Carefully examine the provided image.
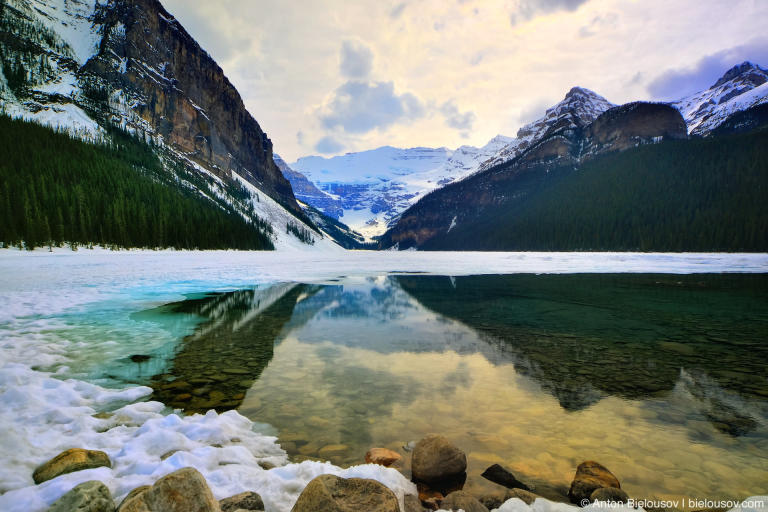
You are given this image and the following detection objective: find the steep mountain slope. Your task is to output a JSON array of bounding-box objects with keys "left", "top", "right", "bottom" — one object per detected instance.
[
  {"left": 0, "top": 0, "right": 328, "bottom": 250},
  {"left": 673, "top": 61, "right": 768, "bottom": 136},
  {"left": 274, "top": 154, "right": 344, "bottom": 219},
  {"left": 288, "top": 136, "right": 514, "bottom": 240},
  {"left": 379, "top": 100, "right": 692, "bottom": 250},
  {"left": 407, "top": 125, "right": 768, "bottom": 251}
]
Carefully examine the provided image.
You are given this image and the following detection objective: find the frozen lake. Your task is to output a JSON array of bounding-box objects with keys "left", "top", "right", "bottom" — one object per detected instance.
[{"left": 1, "top": 249, "right": 767, "bottom": 512}]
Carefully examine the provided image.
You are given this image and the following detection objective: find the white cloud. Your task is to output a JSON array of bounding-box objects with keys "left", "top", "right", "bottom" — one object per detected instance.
[{"left": 318, "top": 80, "right": 425, "bottom": 134}]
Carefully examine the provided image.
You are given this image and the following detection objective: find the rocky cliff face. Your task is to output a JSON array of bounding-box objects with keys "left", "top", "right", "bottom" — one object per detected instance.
[
  {"left": 584, "top": 102, "right": 687, "bottom": 155},
  {"left": 1, "top": 0, "right": 304, "bottom": 219},
  {"left": 380, "top": 99, "right": 687, "bottom": 250},
  {"left": 82, "top": 0, "right": 299, "bottom": 213}
]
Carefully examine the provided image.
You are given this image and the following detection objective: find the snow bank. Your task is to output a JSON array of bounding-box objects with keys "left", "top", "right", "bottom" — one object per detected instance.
[{"left": 0, "top": 364, "right": 415, "bottom": 512}]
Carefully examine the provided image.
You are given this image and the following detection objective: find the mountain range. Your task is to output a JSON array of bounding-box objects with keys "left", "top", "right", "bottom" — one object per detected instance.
[{"left": 283, "top": 63, "right": 768, "bottom": 243}]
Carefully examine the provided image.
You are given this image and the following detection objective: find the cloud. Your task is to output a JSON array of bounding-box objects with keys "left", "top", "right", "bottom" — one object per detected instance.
[
  {"left": 510, "top": 0, "right": 589, "bottom": 26},
  {"left": 517, "top": 98, "right": 554, "bottom": 126},
  {"left": 647, "top": 39, "right": 768, "bottom": 100},
  {"left": 440, "top": 100, "right": 476, "bottom": 132},
  {"left": 315, "top": 135, "right": 344, "bottom": 154},
  {"left": 319, "top": 80, "right": 426, "bottom": 133},
  {"left": 340, "top": 40, "right": 374, "bottom": 79},
  {"left": 296, "top": 130, "right": 305, "bottom": 145},
  {"left": 578, "top": 13, "right": 617, "bottom": 38},
  {"left": 390, "top": 2, "right": 407, "bottom": 19}
]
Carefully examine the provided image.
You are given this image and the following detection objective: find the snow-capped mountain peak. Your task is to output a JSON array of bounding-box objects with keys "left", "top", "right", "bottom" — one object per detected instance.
[
  {"left": 477, "top": 87, "right": 615, "bottom": 172},
  {"left": 286, "top": 136, "right": 520, "bottom": 240},
  {"left": 712, "top": 61, "right": 767, "bottom": 89},
  {"left": 673, "top": 61, "right": 768, "bottom": 136}
]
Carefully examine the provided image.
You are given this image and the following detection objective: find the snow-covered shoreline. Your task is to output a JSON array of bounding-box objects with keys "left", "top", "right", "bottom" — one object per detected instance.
[{"left": 1, "top": 249, "right": 767, "bottom": 511}]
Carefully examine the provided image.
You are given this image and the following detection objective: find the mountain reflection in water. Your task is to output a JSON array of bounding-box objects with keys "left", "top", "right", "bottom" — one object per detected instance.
[{"left": 144, "top": 274, "right": 768, "bottom": 504}]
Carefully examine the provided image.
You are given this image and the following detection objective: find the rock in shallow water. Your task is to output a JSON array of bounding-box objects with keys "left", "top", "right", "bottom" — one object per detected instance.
[
  {"left": 590, "top": 486, "right": 629, "bottom": 503},
  {"left": 480, "top": 463, "right": 530, "bottom": 490},
  {"left": 290, "top": 474, "right": 400, "bottom": 512},
  {"left": 568, "top": 460, "right": 621, "bottom": 504},
  {"left": 411, "top": 434, "right": 467, "bottom": 483},
  {"left": 49, "top": 480, "right": 115, "bottom": 512},
  {"left": 33, "top": 448, "right": 112, "bottom": 484},
  {"left": 365, "top": 447, "right": 402, "bottom": 467}
]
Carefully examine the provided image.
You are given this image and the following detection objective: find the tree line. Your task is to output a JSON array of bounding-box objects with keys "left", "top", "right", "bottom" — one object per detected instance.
[{"left": 0, "top": 115, "right": 274, "bottom": 250}]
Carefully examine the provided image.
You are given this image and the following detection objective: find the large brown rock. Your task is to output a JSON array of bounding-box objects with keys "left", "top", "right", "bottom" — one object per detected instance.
[
  {"left": 403, "top": 494, "right": 424, "bottom": 512},
  {"left": 290, "top": 474, "right": 400, "bottom": 512},
  {"left": 410, "top": 434, "right": 467, "bottom": 483},
  {"left": 568, "top": 461, "right": 621, "bottom": 504},
  {"left": 366, "top": 448, "right": 402, "bottom": 467},
  {"left": 142, "top": 467, "right": 220, "bottom": 512},
  {"left": 48, "top": 480, "right": 115, "bottom": 512},
  {"left": 440, "top": 491, "right": 489, "bottom": 512},
  {"left": 116, "top": 486, "right": 151, "bottom": 512},
  {"left": 220, "top": 491, "right": 264, "bottom": 512},
  {"left": 33, "top": 448, "right": 112, "bottom": 484}
]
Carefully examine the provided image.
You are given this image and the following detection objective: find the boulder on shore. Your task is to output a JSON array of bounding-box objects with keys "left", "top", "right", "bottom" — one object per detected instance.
[
  {"left": 480, "top": 464, "right": 530, "bottom": 490},
  {"left": 142, "top": 467, "right": 220, "bottom": 512},
  {"left": 48, "top": 480, "right": 115, "bottom": 512},
  {"left": 568, "top": 461, "right": 621, "bottom": 504},
  {"left": 365, "top": 447, "right": 402, "bottom": 467},
  {"left": 33, "top": 448, "right": 112, "bottom": 484},
  {"left": 440, "top": 490, "right": 489, "bottom": 512},
  {"left": 220, "top": 491, "right": 265, "bottom": 511},
  {"left": 411, "top": 434, "right": 467, "bottom": 483},
  {"left": 116, "top": 485, "right": 150, "bottom": 512},
  {"left": 290, "top": 474, "right": 400, "bottom": 512}
]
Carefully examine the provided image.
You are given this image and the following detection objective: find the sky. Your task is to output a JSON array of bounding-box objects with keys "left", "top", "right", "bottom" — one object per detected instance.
[{"left": 160, "top": 0, "right": 768, "bottom": 162}]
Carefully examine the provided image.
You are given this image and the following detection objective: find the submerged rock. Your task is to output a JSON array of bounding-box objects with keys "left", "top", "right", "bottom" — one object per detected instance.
[
  {"left": 440, "top": 490, "right": 489, "bottom": 512},
  {"left": 411, "top": 434, "right": 467, "bottom": 483},
  {"left": 480, "top": 464, "right": 530, "bottom": 490},
  {"left": 568, "top": 461, "right": 621, "bottom": 504},
  {"left": 317, "top": 444, "right": 349, "bottom": 459},
  {"left": 290, "top": 474, "right": 400, "bottom": 512},
  {"left": 49, "top": 480, "right": 115, "bottom": 512},
  {"left": 365, "top": 447, "right": 402, "bottom": 467},
  {"left": 590, "top": 487, "right": 629, "bottom": 503},
  {"left": 220, "top": 491, "right": 264, "bottom": 511},
  {"left": 33, "top": 448, "right": 112, "bottom": 484},
  {"left": 482, "top": 488, "right": 541, "bottom": 508}
]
